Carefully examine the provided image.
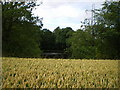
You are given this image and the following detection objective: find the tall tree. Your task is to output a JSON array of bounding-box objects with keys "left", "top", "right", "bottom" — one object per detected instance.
[
  {"left": 93, "top": 1, "right": 120, "bottom": 59},
  {"left": 40, "top": 28, "right": 55, "bottom": 51},
  {"left": 67, "top": 29, "right": 95, "bottom": 59},
  {"left": 53, "top": 26, "right": 74, "bottom": 52},
  {"left": 2, "top": 2, "right": 43, "bottom": 57}
]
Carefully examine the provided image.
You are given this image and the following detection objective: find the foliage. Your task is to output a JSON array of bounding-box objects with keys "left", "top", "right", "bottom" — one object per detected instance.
[
  {"left": 2, "top": 1, "right": 120, "bottom": 59},
  {"left": 67, "top": 1, "right": 120, "bottom": 59},
  {"left": 53, "top": 27, "right": 74, "bottom": 51},
  {"left": 2, "top": 2, "right": 43, "bottom": 57},
  {"left": 93, "top": 1, "right": 120, "bottom": 59},
  {"left": 67, "top": 29, "right": 95, "bottom": 59},
  {"left": 40, "top": 29, "right": 55, "bottom": 51}
]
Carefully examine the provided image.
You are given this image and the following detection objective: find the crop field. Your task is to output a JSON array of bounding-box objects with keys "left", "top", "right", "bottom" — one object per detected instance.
[{"left": 2, "top": 57, "right": 119, "bottom": 88}]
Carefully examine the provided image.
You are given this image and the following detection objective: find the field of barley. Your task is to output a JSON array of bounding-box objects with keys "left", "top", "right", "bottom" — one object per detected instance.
[{"left": 2, "top": 57, "right": 119, "bottom": 88}]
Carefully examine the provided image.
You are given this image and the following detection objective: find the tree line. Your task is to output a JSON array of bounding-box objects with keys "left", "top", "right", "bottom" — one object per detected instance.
[{"left": 2, "top": 1, "right": 120, "bottom": 59}]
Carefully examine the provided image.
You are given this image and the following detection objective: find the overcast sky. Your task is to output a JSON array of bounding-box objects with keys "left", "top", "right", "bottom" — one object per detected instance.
[{"left": 32, "top": 0, "right": 111, "bottom": 31}]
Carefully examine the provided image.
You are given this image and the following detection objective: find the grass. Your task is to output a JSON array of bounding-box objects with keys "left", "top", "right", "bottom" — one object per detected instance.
[{"left": 2, "top": 57, "right": 119, "bottom": 88}]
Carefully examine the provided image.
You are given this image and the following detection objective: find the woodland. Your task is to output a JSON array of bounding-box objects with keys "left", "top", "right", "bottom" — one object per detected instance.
[{"left": 2, "top": 1, "right": 120, "bottom": 59}]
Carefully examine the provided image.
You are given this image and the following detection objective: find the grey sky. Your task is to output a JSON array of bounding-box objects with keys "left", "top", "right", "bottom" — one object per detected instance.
[{"left": 32, "top": 0, "right": 111, "bottom": 31}]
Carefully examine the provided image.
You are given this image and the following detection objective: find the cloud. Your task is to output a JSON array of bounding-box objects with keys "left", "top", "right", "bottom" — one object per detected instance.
[{"left": 32, "top": 0, "right": 106, "bottom": 31}]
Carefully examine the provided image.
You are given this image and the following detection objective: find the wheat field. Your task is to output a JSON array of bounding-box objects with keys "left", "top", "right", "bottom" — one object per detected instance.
[{"left": 2, "top": 57, "right": 119, "bottom": 88}]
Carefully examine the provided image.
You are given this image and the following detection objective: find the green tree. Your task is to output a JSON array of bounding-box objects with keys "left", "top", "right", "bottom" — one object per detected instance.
[
  {"left": 40, "top": 28, "right": 55, "bottom": 51},
  {"left": 93, "top": 1, "right": 120, "bottom": 59},
  {"left": 68, "top": 29, "right": 95, "bottom": 59},
  {"left": 53, "top": 26, "right": 74, "bottom": 51},
  {"left": 2, "top": 2, "right": 43, "bottom": 57}
]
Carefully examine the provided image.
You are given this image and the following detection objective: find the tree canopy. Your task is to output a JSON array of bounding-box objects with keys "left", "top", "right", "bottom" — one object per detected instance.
[
  {"left": 2, "top": 1, "right": 120, "bottom": 59},
  {"left": 2, "top": 2, "right": 43, "bottom": 57}
]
